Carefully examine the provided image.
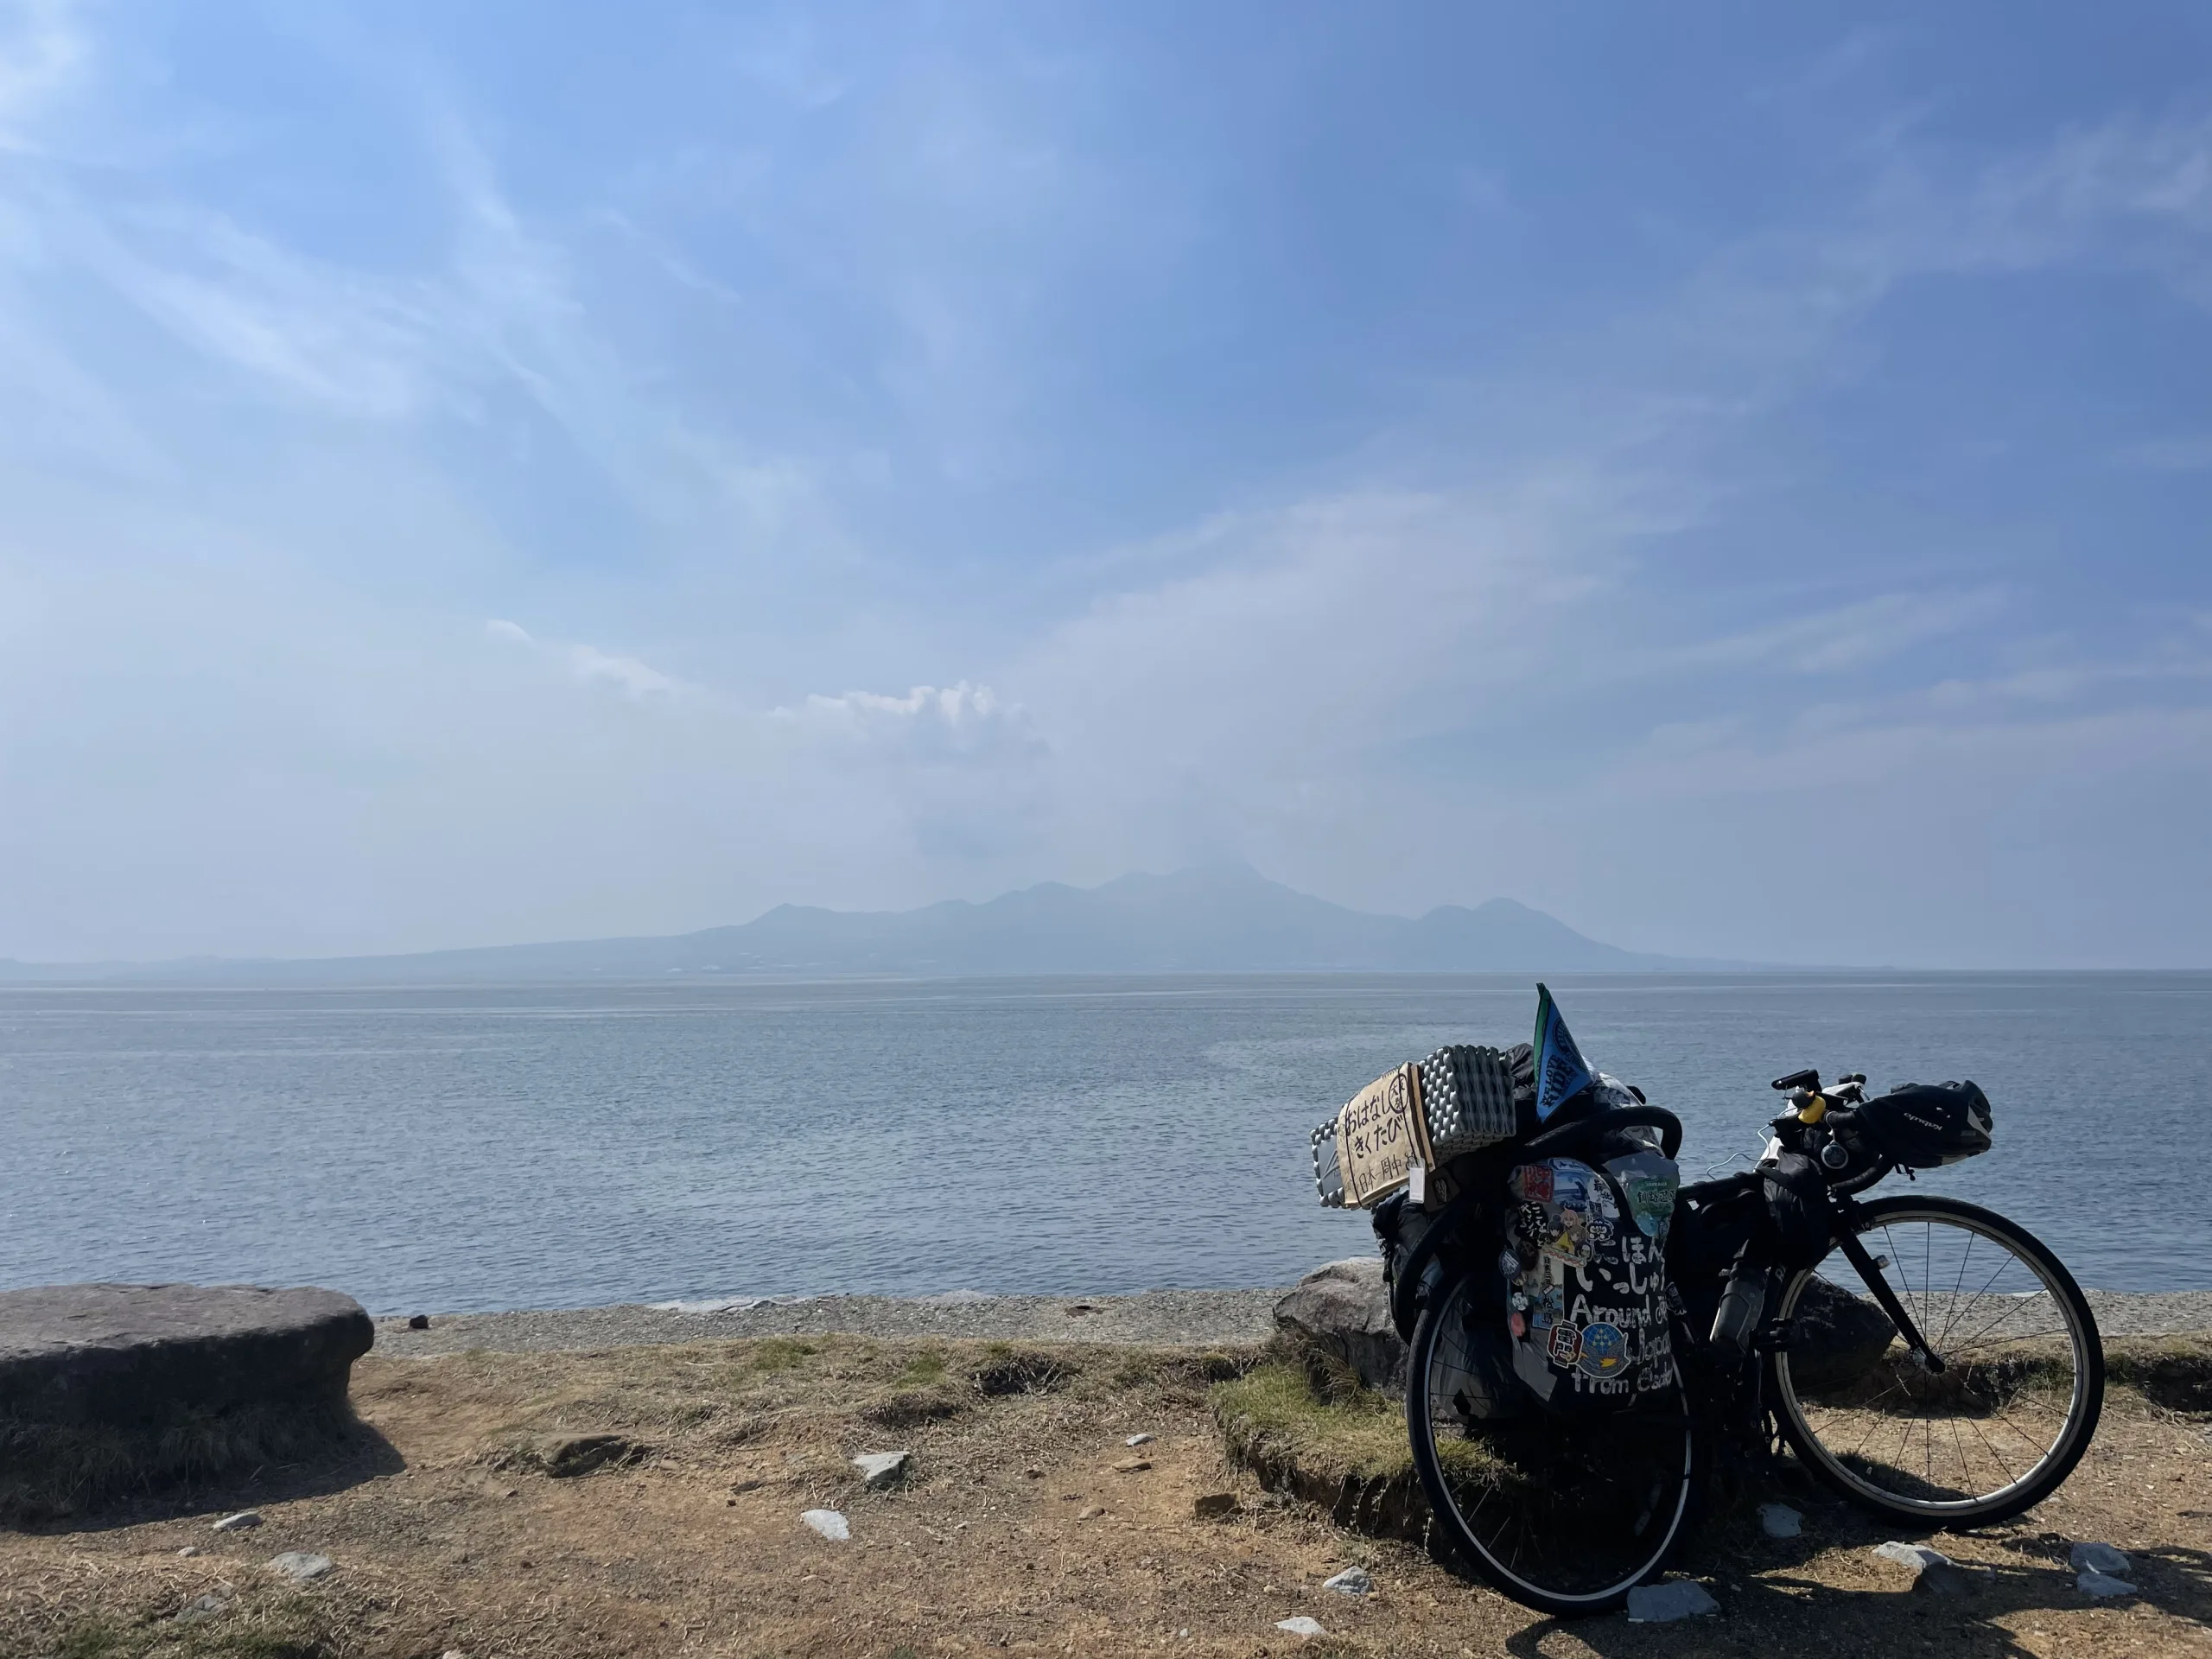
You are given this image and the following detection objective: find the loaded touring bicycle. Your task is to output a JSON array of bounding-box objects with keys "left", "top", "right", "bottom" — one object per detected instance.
[{"left": 1309, "top": 986, "right": 2105, "bottom": 1615}]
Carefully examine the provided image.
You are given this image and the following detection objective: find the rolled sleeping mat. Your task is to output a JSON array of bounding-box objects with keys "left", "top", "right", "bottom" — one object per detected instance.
[{"left": 1416, "top": 1044, "right": 1520, "bottom": 1159}]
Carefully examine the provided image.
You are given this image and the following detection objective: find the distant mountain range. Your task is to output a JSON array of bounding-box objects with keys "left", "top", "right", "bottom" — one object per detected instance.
[{"left": 0, "top": 865, "right": 1752, "bottom": 983}]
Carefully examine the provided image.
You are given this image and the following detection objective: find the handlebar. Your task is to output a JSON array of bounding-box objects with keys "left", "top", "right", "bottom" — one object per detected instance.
[{"left": 1521, "top": 1102, "right": 1683, "bottom": 1162}]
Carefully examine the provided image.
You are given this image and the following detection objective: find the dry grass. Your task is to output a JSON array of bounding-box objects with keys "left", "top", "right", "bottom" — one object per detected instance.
[{"left": 1, "top": 1335, "right": 2207, "bottom": 1659}]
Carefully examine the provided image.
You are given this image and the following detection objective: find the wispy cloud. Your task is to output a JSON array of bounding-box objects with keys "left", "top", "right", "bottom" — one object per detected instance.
[{"left": 486, "top": 619, "right": 677, "bottom": 699}]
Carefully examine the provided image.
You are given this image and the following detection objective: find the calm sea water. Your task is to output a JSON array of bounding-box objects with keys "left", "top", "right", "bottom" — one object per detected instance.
[{"left": 2, "top": 974, "right": 2205, "bottom": 1313}]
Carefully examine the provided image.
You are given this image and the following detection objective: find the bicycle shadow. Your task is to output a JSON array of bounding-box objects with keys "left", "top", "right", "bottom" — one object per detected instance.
[{"left": 1497, "top": 1509, "right": 2211, "bottom": 1657}]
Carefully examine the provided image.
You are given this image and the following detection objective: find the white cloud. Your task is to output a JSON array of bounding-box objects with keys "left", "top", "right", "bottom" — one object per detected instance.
[{"left": 486, "top": 618, "right": 677, "bottom": 700}]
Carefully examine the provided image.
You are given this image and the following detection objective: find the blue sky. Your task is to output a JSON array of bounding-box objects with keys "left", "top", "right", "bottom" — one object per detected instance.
[{"left": 2, "top": 2, "right": 2209, "bottom": 967}]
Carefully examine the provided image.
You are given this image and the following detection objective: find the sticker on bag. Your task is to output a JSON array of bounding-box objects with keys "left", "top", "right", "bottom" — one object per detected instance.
[
  {"left": 1546, "top": 1322, "right": 1582, "bottom": 1367},
  {"left": 1575, "top": 1322, "right": 1629, "bottom": 1379}
]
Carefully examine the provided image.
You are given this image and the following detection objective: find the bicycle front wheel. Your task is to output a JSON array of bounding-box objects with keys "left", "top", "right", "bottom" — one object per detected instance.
[
  {"left": 1770, "top": 1195, "right": 2103, "bottom": 1528},
  {"left": 1408, "top": 1272, "right": 1698, "bottom": 1617}
]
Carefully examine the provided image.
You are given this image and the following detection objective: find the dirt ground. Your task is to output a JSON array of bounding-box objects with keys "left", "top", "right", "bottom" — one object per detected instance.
[{"left": 2, "top": 1335, "right": 2208, "bottom": 1659}]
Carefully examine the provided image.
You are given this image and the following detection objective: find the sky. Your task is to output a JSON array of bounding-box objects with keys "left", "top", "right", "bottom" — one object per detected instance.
[{"left": 1, "top": 2, "right": 2209, "bottom": 969}]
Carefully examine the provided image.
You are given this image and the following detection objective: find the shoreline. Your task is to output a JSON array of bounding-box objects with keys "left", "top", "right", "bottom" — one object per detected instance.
[{"left": 370, "top": 1281, "right": 2212, "bottom": 1356}]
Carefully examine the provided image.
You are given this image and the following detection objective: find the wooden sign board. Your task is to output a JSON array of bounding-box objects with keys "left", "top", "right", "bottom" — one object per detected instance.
[{"left": 1334, "top": 1063, "right": 1435, "bottom": 1209}]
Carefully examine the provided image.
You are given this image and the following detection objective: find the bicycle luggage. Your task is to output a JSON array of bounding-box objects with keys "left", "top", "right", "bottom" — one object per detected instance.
[{"left": 1502, "top": 1147, "right": 1680, "bottom": 1412}]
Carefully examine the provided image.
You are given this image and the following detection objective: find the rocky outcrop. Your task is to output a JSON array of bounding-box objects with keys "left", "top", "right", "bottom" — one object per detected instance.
[
  {"left": 0, "top": 1283, "right": 373, "bottom": 1426},
  {"left": 1273, "top": 1259, "right": 1407, "bottom": 1397}
]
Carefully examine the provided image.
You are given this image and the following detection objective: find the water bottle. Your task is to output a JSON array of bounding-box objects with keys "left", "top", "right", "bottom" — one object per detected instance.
[{"left": 1709, "top": 1255, "right": 1764, "bottom": 1357}]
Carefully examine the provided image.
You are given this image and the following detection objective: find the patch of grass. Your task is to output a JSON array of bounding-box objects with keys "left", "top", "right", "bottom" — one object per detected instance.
[
  {"left": 893, "top": 1349, "right": 949, "bottom": 1387},
  {"left": 30, "top": 1596, "right": 334, "bottom": 1659},
  {"left": 747, "top": 1337, "right": 820, "bottom": 1375},
  {"left": 1211, "top": 1363, "right": 1410, "bottom": 1490}
]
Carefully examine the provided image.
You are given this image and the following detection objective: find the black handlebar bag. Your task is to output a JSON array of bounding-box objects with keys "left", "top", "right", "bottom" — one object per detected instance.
[{"left": 1502, "top": 1147, "right": 1681, "bottom": 1414}]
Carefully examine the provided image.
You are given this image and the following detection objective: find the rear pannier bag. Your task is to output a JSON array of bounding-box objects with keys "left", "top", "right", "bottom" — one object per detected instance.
[{"left": 1503, "top": 1150, "right": 1681, "bottom": 1413}]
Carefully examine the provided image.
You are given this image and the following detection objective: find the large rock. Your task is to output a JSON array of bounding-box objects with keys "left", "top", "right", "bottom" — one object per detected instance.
[
  {"left": 1274, "top": 1258, "right": 1406, "bottom": 1397},
  {"left": 0, "top": 1283, "right": 373, "bottom": 1426},
  {"left": 1786, "top": 1277, "right": 1897, "bottom": 1395}
]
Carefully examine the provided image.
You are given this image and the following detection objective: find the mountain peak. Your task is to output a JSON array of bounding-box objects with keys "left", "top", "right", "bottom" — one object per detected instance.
[{"left": 0, "top": 866, "right": 1698, "bottom": 983}]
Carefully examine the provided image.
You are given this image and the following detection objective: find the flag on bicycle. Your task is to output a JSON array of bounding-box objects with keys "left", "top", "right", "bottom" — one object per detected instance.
[{"left": 1532, "top": 982, "right": 1593, "bottom": 1122}]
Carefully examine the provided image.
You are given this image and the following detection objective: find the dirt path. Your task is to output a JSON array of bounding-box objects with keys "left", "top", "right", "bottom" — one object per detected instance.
[
  {"left": 3, "top": 1333, "right": 2208, "bottom": 1659},
  {"left": 369, "top": 1285, "right": 2212, "bottom": 1357}
]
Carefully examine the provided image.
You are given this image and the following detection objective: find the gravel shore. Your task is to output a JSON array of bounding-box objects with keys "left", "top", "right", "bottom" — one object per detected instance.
[{"left": 371, "top": 1282, "right": 2212, "bottom": 1356}]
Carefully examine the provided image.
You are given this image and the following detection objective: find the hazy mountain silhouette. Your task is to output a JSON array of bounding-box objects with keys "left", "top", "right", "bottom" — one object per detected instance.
[{"left": 0, "top": 865, "right": 1741, "bottom": 982}]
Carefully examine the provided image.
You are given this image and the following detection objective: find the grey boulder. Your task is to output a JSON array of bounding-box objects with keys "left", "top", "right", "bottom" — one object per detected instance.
[
  {"left": 1274, "top": 1259, "right": 1405, "bottom": 1396},
  {"left": 1783, "top": 1278, "right": 1897, "bottom": 1394},
  {"left": 0, "top": 1284, "right": 372, "bottom": 1425}
]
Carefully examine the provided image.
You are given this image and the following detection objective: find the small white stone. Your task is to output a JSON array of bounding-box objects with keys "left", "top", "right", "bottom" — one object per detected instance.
[
  {"left": 851, "top": 1450, "right": 912, "bottom": 1489},
  {"left": 1873, "top": 1541, "right": 1949, "bottom": 1573},
  {"left": 211, "top": 1510, "right": 262, "bottom": 1532},
  {"left": 801, "top": 1509, "right": 850, "bottom": 1541},
  {"left": 2069, "top": 1541, "right": 2131, "bottom": 1576},
  {"left": 1125, "top": 1433, "right": 1154, "bottom": 1447},
  {"left": 1323, "top": 1566, "right": 1375, "bottom": 1596},
  {"left": 1274, "top": 1616, "right": 1326, "bottom": 1637},
  {"left": 2077, "top": 1569, "right": 2136, "bottom": 1599},
  {"left": 1758, "top": 1503, "right": 1802, "bottom": 1539},
  {"left": 175, "top": 1545, "right": 200, "bottom": 1558},
  {"left": 1626, "top": 1580, "right": 1719, "bottom": 1622},
  {"left": 267, "top": 1552, "right": 334, "bottom": 1585}
]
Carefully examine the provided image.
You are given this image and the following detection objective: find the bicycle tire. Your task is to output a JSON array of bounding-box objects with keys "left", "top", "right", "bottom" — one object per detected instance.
[
  {"left": 1768, "top": 1194, "right": 2103, "bottom": 1528},
  {"left": 1408, "top": 1272, "right": 1699, "bottom": 1617}
]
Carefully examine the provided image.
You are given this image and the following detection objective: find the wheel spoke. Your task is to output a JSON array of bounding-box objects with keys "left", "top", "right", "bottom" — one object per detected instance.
[{"left": 1778, "top": 1205, "right": 2097, "bottom": 1524}]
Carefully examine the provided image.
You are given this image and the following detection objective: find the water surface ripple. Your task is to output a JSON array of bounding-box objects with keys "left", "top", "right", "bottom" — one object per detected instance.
[{"left": 2, "top": 973, "right": 2203, "bottom": 1313}]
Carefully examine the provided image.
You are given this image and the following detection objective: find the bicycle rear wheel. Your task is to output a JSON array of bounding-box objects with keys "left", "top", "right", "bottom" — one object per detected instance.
[
  {"left": 1408, "top": 1272, "right": 1698, "bottom": 1617},
  {"left": 1769, "top": 1195, "right": 2103, "bottom": 1528}
]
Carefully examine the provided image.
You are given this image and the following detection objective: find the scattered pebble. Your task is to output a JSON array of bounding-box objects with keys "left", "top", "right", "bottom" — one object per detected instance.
[
  {"left": 407, "top": 1313, "right": 430, "bottom": 1330},
  {"left": 1626, "top": 1580, "right": 1719, "bottom": 1622},
  {"left": 2077, "top": 1569, "right": 2137, "bottom": 1599},
  {"left": 1323, "top": 1567, "right": 1374, "bottom": 1597},
  {"left": 1192, "top": 1493, "right": 1238, "bottom": 1521},
  {"left": 441, "top": 1650, "right": 467, "bottom": 1659},
  {"left": 1870, "top": 1539, "right": 1993, "bottom": 1595},
  {"left": 1112, "top": 1458, "right": 1152, "bottom": 1474},
  {"left": 1275, "top": 1616, "right": 1326, "bottom": 1637},
  {"left": 1872, "top": 1541, "right": 1949, "bottom": 1573},
  {"left": 801, "top": 1509, "right": 850, "bottom": 1541},
  {"left": 212, "top": 1511, "right": 262, "bottom": 1533},
  {"left": 175, "top": 1545, "right": 200, "bottom": 1559},
  {"left": 1125, "top": 1433, "right": 1154, "bottom": 1447},
  {"left": 268, "top": 1552, "right": 334, "bottom": 1585},
  {"left": 1078, "top": 1505, "right": 1105, "bottom": 1521},
  {"left": 2069, "top": 1541, "right": 2132, "bottom": 1576},
  {"left": 851, "top": 1450, "right": 913, "bottom": 1489},
  {"left": 175, "top": 1592, "right": 231, "bottom": 1624},
  {"left": 1758, "top": 1503, "right": 1802, "bottom": 1539}
]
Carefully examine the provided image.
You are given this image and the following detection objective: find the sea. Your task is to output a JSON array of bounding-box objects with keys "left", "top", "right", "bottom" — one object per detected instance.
[{"left": 2, "top": 973, "right": 2205, "bottom": 1314}]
